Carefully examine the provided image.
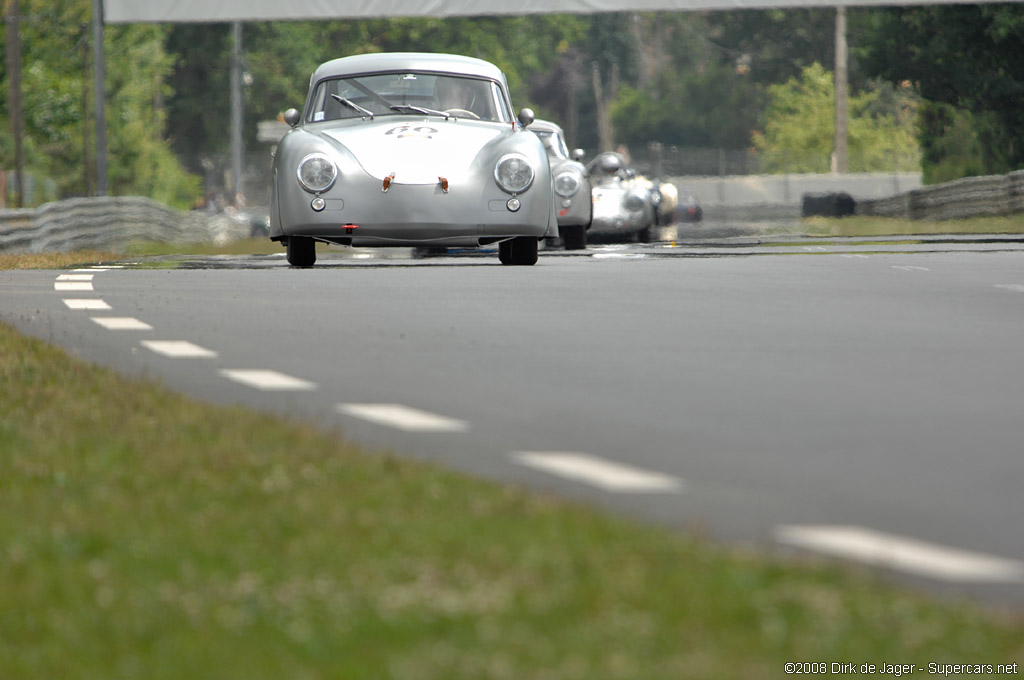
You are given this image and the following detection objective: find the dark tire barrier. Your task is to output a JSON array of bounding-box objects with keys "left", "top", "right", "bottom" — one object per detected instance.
[{"left": 801, "top": 192, "right": 856, "bottom": 218}]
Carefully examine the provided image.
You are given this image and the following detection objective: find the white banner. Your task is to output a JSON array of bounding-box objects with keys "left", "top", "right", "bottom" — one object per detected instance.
[{"left": 102, "top": 0, "right": 1022, "bottom": 23}]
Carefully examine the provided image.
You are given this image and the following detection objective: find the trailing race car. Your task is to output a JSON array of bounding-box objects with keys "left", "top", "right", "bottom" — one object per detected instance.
[{"left": 530, "top": 119, "right": 592, "bottom": 250}]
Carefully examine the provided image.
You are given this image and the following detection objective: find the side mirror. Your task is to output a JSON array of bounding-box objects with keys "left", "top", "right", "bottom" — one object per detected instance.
[
  {"left": 284, "top": 108, "right": 301, "bottom": 128},
  {"left": 517, "top": 108, "right": 535, "bottom": 128},
  {"left": 572, "top": 148, "right": 585, "bottom": 162}
]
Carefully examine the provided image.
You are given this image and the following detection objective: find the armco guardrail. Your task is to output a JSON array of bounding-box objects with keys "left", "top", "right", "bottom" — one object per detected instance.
[
  {"left": 667, "top": 172, "right": 922, "bottom": 222},
  {"left": 855, "top": 170, "right": 1024, "bottom": 220},
  {"left": 0, "top": 196, "right": 258, "bottom": 254}
]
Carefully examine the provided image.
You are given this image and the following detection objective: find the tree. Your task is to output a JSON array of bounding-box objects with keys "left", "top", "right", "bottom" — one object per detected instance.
[
  {"left": 751, "top": 63, "right": 919, "bottom": 173},
  {"left": 4, "top": 0, "right": 24, "bottom": 207},
  {"left": 858, "top": 4, "right": 1024, "bottom": 178},
  {"left": 0, "top": 0, "right": 199, "bottom": 207}
]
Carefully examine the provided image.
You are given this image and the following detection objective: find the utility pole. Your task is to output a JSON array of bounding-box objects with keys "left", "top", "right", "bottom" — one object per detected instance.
[
  {"left": 5, "top": 0, "right": 24, "bottom": 206},
  {"left": 833, "top": 5, "right": 849, "bottom": 174},
  {"left": 592, "top": 61, "right": 618, "bottom": 153},
  {"left": 230, "top": 21, "right": 244, "bottom": 204},
  {"left": 92, "top": 0, "right": 107, "bottom": 195}
]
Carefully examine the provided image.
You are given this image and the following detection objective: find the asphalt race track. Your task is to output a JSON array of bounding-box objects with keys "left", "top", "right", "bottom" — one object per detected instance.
[{"left": 3, "top": 236, "right": 1023, "bottom": 606}]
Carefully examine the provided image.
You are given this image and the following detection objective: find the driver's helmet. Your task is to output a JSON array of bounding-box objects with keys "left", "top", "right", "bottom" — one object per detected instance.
[{"left": 598, "top": 154, "right": 623, "bottom": 176}]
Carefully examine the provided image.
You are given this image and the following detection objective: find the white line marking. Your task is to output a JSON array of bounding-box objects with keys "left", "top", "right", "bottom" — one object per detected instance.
[
  {"left": 55, "top": 281, "right": 94, "bottom": 291},
  {"left": 892, "top": 265, "right": 930, "bottom": 272},
  {"left": 592, "top": 253, "right": 647, "bottom": 260},
  {"left": 336, "top": 403, "right": 469, "bottom": 432},
  {"left": 513, "top": 451, "right": 684, "bottom": 493},
  {"left": 994, "top": 284, "right": 1024, "bottom": 293},
  {"left": 775, "top": 525, "right": 1024, "bottom": 583},
  {"left": 62, "top": 299, "right": 111, "bottom": 310},
  {"left": 803, "top": 246, "right": 828, "bottom": 252},
  {"left": 90, "top": 317, "right": 153, "bottom": 331},
  {"left": 841, "top": 254, "right": 870, "bottom": 259},
  {"left": 56, "top": 274, "right": 95, "bottom": 281},
  {"left": 141, "top": 340, "right": 218, "bottom": 358},
  {"left": 220, "top": 369, "right": 317, "bottom": 391}
]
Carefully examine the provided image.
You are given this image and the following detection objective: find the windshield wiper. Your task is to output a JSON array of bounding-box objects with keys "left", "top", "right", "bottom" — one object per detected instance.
[
  {"left": 389, "top": 104, "right": 450, "bottom": 118},
  {"left": 331, "top": 94, "right": 373, "bottom": 119}
]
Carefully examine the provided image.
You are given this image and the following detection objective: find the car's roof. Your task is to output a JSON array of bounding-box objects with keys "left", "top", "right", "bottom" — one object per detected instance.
[
  {"left": 530, "top": 119, "right": 565, "bottom": 134},
  {"left": 311, "top": 52, "right": 506, "bottom": 84}
]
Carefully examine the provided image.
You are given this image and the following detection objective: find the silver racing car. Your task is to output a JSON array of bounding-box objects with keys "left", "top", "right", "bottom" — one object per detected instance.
[{"left": 270, "top": 52, "right": 558, "bottom": 266}]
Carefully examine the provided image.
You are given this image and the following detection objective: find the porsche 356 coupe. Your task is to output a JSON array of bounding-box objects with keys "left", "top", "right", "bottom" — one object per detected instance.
[{"left": 270, "top": 52, "right": 558, "bottom": 267}]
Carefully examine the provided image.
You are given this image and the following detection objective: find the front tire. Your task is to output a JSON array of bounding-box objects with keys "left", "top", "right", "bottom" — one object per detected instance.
[
  {"left": 562, "top": 225, "right": 587, "bottom": 250},
  {"left": 498, "top": 237, "right": 538, "bottom": 266},
  {"left": 286, "top": 236, "right": 316, "bottom": 267}
]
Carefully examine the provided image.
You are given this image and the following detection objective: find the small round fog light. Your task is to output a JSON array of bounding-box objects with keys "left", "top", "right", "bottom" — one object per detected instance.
[
  {"left": 311, "top": 197, "right": 326, "bottom": 212},
  {"left": 506, "top": 198, "right": 521, "bottom": 212},
  {"left": 561, "top": 199, "right": 571, "bottom": 208}
]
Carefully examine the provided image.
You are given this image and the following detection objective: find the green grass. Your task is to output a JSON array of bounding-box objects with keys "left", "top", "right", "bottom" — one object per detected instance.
[
  {"left": 1, "top": 278, "right": 1023, "bottom": 677},
  {"left": 124, "top": 237, "right": 283, "bottom": 257},
  {"left": 798, "top": 214, "right": 1024, "bottom": 238}
]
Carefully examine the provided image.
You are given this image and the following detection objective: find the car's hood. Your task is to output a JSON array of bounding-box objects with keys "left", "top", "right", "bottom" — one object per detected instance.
[
  {"left": 591, "top": 183, "right": 627, "bottom": 199},
  {"left": 321, "top": 118, "right": 508, "bottom": 185}
]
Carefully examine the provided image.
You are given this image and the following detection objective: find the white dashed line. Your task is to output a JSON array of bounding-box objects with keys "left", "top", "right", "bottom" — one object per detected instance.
[
  {"left": 592, "top": 253, "right": 647, "bottom": 260},
  {"left": 803, "top": 246, "right": 828, "bottom": 252},
  {"left": 513, "top": 451, "right": 684, "bottom": 493},
  {"left": 775, "top": 525, "right": 1024, "bottom": 583},
  {"left": 62, "top": 299, "right": 111, "bottom": 310},
  {"left": 141, "top": 341, "right": 218, "bottom": 358},
  {"left": 55, "top": 281, "right": 94, "bottom": 291},
  {"left": 56, "top": 274, "right": 95, "bottom": 281},
  {"left": 336, "top": 403, "right": 469, "bottom": 432},
  {"left": 841, "top": 254, "right": 870, "bottom": 259},
  {"left": 994, "top": 284, "right": 1024, "bottom": 293},
  {"left": 892, "top": 265, "right": 930, "bottom": 272},
  {"left": 90, "top": 317, "right": 153, "bottom": 331},
  {"left": 220, "top": 369, "right": 317, "bottom": 391}
]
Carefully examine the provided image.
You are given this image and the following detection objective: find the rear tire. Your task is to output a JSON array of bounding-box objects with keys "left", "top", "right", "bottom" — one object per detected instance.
[
  {"left": 286, "top": 236, "right": 316, "bottom": 267},
  {"left": 498, "top": 236, "right": 538, "bottom": 266}
]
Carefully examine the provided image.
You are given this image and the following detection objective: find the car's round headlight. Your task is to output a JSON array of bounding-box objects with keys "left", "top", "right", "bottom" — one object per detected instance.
[
  {"left": 554, "top": 171, "right": 581, "bottom": 198},
  {"left": 297, "top": 153, "right": 338, "bottom": 193},
  {"left": 494, "top": 154, "right": 534, "bottom": 194}
]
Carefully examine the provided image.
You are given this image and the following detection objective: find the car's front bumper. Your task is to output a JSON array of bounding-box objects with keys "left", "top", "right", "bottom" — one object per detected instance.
[
  {"left": 554, "top": 193, "right": 592, "bottom": 228},
  {"left": 588, "top": 210, "right": 648, "bottom": 235},
  {"left": 272, "top": 174, "right": 557, "bottom": 247}
]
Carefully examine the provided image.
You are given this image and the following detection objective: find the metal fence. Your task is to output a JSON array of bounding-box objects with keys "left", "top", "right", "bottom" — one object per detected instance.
[
  {"left": 856, "top": 170, "right": 1024, "bottom": 221},
  {"left": 0, "top": 196, "right": 258, "bottom": 254}
]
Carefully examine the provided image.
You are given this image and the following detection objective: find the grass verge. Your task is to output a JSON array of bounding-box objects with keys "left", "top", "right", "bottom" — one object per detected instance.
[
  {"left": 0, "top": 239, "right": 280, "bottom": 271},
  {"left": 2, "top": 316, "right": 1023, "bottom": 677},
  {"left": 798, "top": 214, "right": 1024, "bottom": 238}
]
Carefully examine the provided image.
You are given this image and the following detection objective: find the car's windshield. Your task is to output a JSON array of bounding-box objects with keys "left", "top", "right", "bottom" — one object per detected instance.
[
  {"left": 533, "top": 129, "right": 569, "bottom": 160},
  {"left": 307, "top": 73, "right": 513, "bottom": 123}
]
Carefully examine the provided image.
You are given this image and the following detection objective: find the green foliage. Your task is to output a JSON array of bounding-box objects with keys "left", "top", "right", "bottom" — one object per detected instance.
[
  {"left": 752, "top": 63, "right": 920, "bottom": 173},
  {"left": 611, "top": 63, "right": 763, "bottom": 150},
  {"left": 1, "top": 0, "right": 200, "bottom": 207},
  {"left": 104, "top": 23, "right": 201, "bottom": 209},
  {"left": 858, "top": 5, "right": 1024, "bottom": 179}
]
